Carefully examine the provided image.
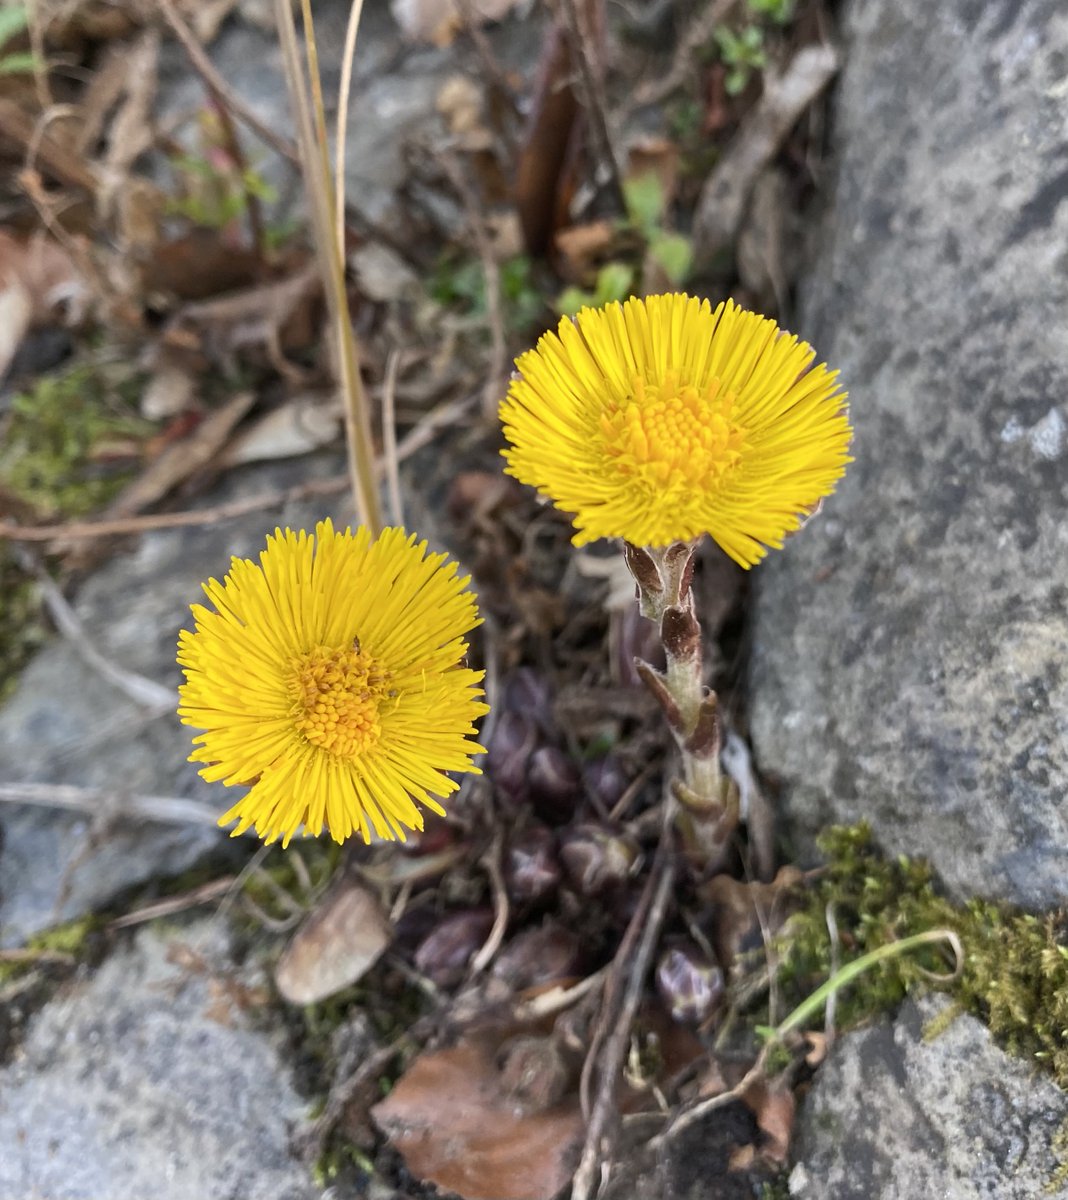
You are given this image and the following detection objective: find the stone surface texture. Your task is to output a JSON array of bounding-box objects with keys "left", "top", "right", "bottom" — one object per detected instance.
[
  {"left": 0, "top": 920, "right": 318, "bottom": 1200},
  {"left": 0, "top": 457, "right": 342, "bottom": 945},
  {"left": 791, "top": 996, "right": 1068, "bottom": 1199},
  {"left": 748, "top": 0, "right": 1068, "bottom": 908},
  {"left": 156, "top": 0, "right": 539, "bottom": 234}
]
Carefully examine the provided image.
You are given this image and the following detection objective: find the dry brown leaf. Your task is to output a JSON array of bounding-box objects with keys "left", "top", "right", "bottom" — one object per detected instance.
[
  {"left": 553, "top": 219, "right": 616, "bottom": 281},
  {"left": 274, "top": 874, "right": 391, "bottom": 1006},
  {"left": 372, "top": 1036, "right": 584, "bottom": 1200},
  {"left": 217, "top": 393, "right": 341, "bottom": 467},
  {"left": 0, "top": 99, "right": 98, "bottom": 193},
  {"left": 515, "top": 21, "right": 579, "bottom": 256},
  {"left": 100, "top": 390, "right": 254, "bottom": 521},
  {"left": 803, "top": 1030, "right": 828, "bottom": 1067},
  {"left": 183, "top": 0, "right": 241, "bottom": 42},
  {"left": 741, "top": 1077, "right": 796, "bottom": 1166},
  {"left": 701, "top": 866, "right": 803, "bottom": 975},
  {"left": 158, "top": 259, "right": 321, "bottom": 369},
  {"left": 391, "top": 0, "right": 520, "bottom": 45},
  {"left": 437, "top": 74, "right": 490, "bottom": 147},
  {"left": 0, "top": 231, "right": 87, "bottom": 379},
  {"left": 141, "top": 363, "right": 197, "bottom": 421}
]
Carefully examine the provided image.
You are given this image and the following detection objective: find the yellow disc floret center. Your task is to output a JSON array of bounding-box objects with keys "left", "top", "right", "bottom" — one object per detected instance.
[
  {"left": 289, "top": 642, "right": 391, "bottom": 759},
  {"left": 600, "top": 372, "right": 745, "bottom": 488}
]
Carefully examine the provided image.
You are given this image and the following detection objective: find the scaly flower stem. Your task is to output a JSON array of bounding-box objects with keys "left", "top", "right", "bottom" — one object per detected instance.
[{"left": 624, "top": 540, "right": 738, "bottom": 862}]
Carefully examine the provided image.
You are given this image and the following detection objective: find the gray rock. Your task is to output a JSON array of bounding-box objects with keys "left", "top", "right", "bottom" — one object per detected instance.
[
  {"left": 155, "top": 0, "right": 538, "bottom": 234},
  {"left": 748, "top": 0, "right": 1068, "bottom": 907},
  {"left": 0, "top": 456, "right": 345, "bottom": 946},
  {"left": 0, "top": 919, "right": 318, "bottom": 1200},
  {"left": 792, "top": 996, "right": 1068, "bottom": 1199}
]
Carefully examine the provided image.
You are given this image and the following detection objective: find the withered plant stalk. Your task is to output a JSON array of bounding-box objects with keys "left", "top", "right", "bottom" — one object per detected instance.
[
  {"left": 623, "top": 541, "right": 738, "bottom": 862},
  {"left": 274, "top": 0, "right": 383, "bottom": 534}
]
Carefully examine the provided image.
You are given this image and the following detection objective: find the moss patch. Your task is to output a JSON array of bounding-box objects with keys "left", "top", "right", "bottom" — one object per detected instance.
[
  {"left": 0, "top": 548, "right": 45, "bottom": 702},
  {"left": 0, "top": 914, "right": 104, "bottom": 988},
  {"left": 0, "top": 359, "right": 151, "bottom": 519},
  {"left": 783, "top": 824, "right": 1068, "bottom": 1086}
]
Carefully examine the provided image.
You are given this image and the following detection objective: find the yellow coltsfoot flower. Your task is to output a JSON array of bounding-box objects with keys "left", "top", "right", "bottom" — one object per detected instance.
[
  {"left": 500, "top": 293, "right": 852, "bottom": 567},
  {"left": 178, "top": 520, "right": 487, "bottom": 846}
]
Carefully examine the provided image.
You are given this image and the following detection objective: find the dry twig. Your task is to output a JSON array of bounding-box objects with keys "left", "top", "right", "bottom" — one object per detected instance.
[
  {"left": 0, "top": 782, "right": 220, "bottom": 827},
  {"left": 558, "top": 0, "right": 624, "bottom": 213},
  {"left": 158, "top": 0, "right": 301, "bottom": 166},
  {"left": 631, "top": 0, "right": 739, "bottom": 108},
  {"left": 692, "top": 43, "right": 839, "bottom": 268},
  {"left": 12, "top": 546, "right": 176, "bottom": 710},
  {"left": 0, "top": 389, "right": 480, "bottom": 545},
  {"left": 572, "top": 827, "right": 676, "bottom": 1200}
]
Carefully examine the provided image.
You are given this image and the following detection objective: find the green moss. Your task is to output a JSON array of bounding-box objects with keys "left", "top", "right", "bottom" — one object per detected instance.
[
  {"left": 0, "top": 360, "right": 151, "bottom": 518},
  {"left": 1046, "top": 1117, "right": 1068, "bottom": 1194},
  {"left": 759, "top": 1176, "right": 792, "bottom": 1200},
  {"left": 239, "top": 840, "right": 341, "bottom": 924},
  {"left": 0, "top": 914, "right": 103, "bottom": 987},
  {"left": 783, "top": 824, "right": 1068, "bottom": 1086},
  {"left": 0, "top": 548, "right": 44, "bottom": 702}
]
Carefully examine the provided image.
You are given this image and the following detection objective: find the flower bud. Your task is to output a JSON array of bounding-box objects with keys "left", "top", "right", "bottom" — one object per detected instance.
[
  {"left": 392, "top": 905, "right": 440, "bottom": 955},
  {"left": 583, "top": 753, "right": 629, "bottom": 811},
  {"left": 560, "top": 824, "right": 639, "bottom": 896},
  {"left": 528, "top": 745, "right": 582, "bottom": 823},
  {"left": 655, "top": 944, "right": 724, "bottom": 1025},
  {"left": 486, "top": 710, "right": 540, "bottom": 804},
  {"left": 492, "top": 921, "right": 583, "bottom": 990},
  {"left": 498, "top": 1035, "right": 573, "bottom": 1113},
  {"left": 413, "top": 908, "right": 493, "bottom": 986},
  {"left": 504, "top": 824, "right": 561, "bottom": 904},
  {"left": 504, "top": 667, "right": 554, "bottom": 730}
]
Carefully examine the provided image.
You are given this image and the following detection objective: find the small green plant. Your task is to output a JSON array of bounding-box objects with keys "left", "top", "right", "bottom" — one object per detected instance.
[
  {"left": 0, "top": 5, "right": 38, "bottom": 77},
  {"left": 747, "top": 0, "right": 794, "bottom": 24},
  {"left": 167, "top": 152, "right": 277, "bottom": 231},
  {"left": 431, "top": 251, "right": 547, "bottom": 334},
  {"left": 557, "top": 261, "right": 635, "bottom": 319},
  {"left": 714, "top": 25, "right": 767, "bottom": 96},
  {"left": 783, "top": 824, "right": 1068, "bottom": 1087},
  {"left": 556, "top": 173, "right": 693, "bottom": 316},
  {"left": 0, "top": 550, "right": 45, "bottom": 703}
]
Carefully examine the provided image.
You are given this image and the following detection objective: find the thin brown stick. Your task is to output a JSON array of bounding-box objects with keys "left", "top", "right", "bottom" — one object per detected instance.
[
  {"left": 0, "top": 947, "right": 75, "bottom": 966},
  {"left": 158, "top": 0, "right": 301, "bottom": 166},
  {"left": 382, "top": 348, "right": 404, "bottom": 527},
  {"left": 572, "top": 847, "right": 676, "bottom": 1200},
  {"left": 277, "top": 0, "right": 382, "bottom": 533},
  {"left": 109, "top": 876, "right": 238, "bottom": 929},
  {"left": 12, "top": 546, "right": 176, "bottom": 710},
  {"left": 0, "top": 388, "right": 479, "bottom": 544},
  {"left": 335, "top": 0, "right": 368, "bottom": 256},
  {"left": 0, "top": 477, "right": 349, "bottom": 543},
  {"left": 0, "top": 782, "right": 222, "bottom": 827},
  {"left": 436, "top": 151, "right": 508, "bottom": 418},
  {"left": 558, "top": 0, "right": 625, "bottom": 214},
  {"left": 470, "top": 830, "right": 508, "bottom": 974},
  {"left": 632, "top": 0, "right": 739, "bottom": 107},
  {"left": 212, "top": 88, "right": 267, "bottom": 262}
]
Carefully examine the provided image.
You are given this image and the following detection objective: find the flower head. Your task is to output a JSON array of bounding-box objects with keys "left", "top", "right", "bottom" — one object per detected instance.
[
  {"left": 178, "top": 520, "right": 487, "bottom": 846},
  {"left": 500, "top": 294, "right": 852, "bottom": 567}
]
